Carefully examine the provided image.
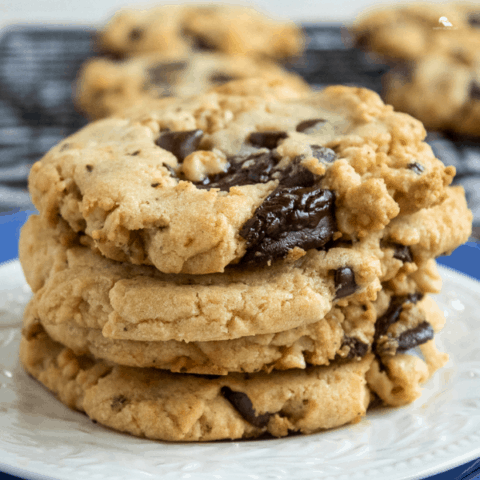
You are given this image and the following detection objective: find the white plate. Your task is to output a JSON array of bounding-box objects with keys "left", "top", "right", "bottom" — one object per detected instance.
[{"left": 0, "top": 260, "right": 479, "bottom": 480}]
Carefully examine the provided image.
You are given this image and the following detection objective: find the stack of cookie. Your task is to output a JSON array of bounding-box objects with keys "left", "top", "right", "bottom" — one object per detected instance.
[
  {"left": 19, "top": 80, "right": 472, "bottom": 441},
  {"left": 351, "top": 2, "right": 480, "bottom": 137},
  {"left": 75, "top": 4, "right": 308, "bottom": 119}
]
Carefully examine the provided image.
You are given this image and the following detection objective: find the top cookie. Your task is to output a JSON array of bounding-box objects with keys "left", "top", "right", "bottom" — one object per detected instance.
[
  {"left": 98, "top": 4, "right": 304, "bottom": 60},
  {"left": 351, "top": 2, "right": 480, "bottom": 62},
  {"left": 29, "top": 84, "right": 455, "bottom": 274}
]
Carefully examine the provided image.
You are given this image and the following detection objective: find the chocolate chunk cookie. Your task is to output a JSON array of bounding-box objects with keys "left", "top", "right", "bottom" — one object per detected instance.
[
  {"left": 20, "top": 216, "right": 382, "bottom": 343},
  {"left": 29, "top": 85, "right": 455, "bottom": 274},
  {"left": 351, "top": 2, "right": 480, "bottom": 136},
  {"left": 98, "top": 4, "right": 304, "bottom": 60},
  {"left": 75, "top": 52, "right": 310, "bottom": 120}
]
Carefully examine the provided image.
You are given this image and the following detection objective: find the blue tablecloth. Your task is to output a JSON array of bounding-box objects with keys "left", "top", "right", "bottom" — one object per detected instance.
[{"left": 0, "top": 210, "right": 479, "bottom": 480}]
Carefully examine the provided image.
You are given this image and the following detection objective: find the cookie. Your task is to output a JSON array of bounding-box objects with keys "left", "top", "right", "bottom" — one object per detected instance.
[
  {"left": 24, "top": 285, "right": 443, "bottom": 375},
  {"left": 20, "top": 215, "right": 382, "bottom": 343},
  {"left": 351, "top": 2, "right": 480, "bottom": 63},
  {"left": 383, "top": 56, "right": 480, "bottom": 136},
  {"left": 98, "top": 4, "right": 304, "bottom": 60},
  {"left": 20, "top": 327, "right": 374, "bottom": 441},
  {"left": 75, "top": 52, "right": 310, "bottom": 120},
  {"left": 351, "top": 2, "right": 480, "bottom": 136},
  {"left": 29, "top": 85, "right": 455, "bottom": 275}
]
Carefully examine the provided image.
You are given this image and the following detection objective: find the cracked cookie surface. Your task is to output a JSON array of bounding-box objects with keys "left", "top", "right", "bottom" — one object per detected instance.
[{"left": 29, "top": 85, "right": 455, "bottom": 274}]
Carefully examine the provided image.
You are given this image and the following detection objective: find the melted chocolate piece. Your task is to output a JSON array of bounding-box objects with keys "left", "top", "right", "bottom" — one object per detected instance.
[
  {"left": 469, "top": 81, "right": 480, "bottom": 100},
  {"left": 381, "top": 241, "right": 414, "bottom": 263},
  {"left": 196, "top": 150, "right": 281, "bottom": 191},
  {"left": 296, "top": 119, "right": 327, "bottom": 133},
  {"left": 209, "top": 73, "right": 237, "bottom": 84},
  {"left": 148, "top": 61, "right": 188, "bottom": 86},
  {"left": 310, "top": 145, "right": 336, "bottom": 164},
  {"left": 468, "top": 12, "right": 480, "bottom": 27},
  {"left": 393, "top": 244, "right": 413, "bottom": 263},
  {"left": 129, "top": 28, "right": 143, "bottom": 42},
  {"left": 155, "top": 130, "right": 204, "bottom": 161},
  {"left": 334, "top": 267, "right": 358, "bottom": 299},
  {"left": 221, "top": 387, "right": 270, "bottom": 428},
  {"left": 249, "top": 131, "right": 288, "bottom": 150},
  {"left": 343, "top": 336, "right": 369, "bottom": 359},
  {"left": 111, "top": 395, "right": 128, "bottom": 412},
  {"left": 374, "top": 293, "right": 424, "bottom": 343},
  {"left": 240, "top": 186, "right": 336, "bottom": 265},
  {"left": 407, "top": 162, "right": 425, "bottom": 174},
  {"left": 396, "top": 321, "right": 434, "bottom": 352}
]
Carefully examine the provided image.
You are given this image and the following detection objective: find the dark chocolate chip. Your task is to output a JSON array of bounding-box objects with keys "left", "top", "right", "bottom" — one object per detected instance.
[
  {"left": 155, "top": 130, "right": 204, "bottom": 162},
  {"left": 334, "top": 267, "right": 358, "bottom": 299},
  {"left": 221, "top": 387, "right": 270, "bottom": 428},
  {"left": 393, "top": 244, "right": 413, "bottom": 263},
  {"left": 151, "top": 182, "right": 160, "bottom": 188},
  {"left": 148, "top": 61, "right": 188, "bottom": 86},
  {"left": 111, "top": 395, "right": 128, "bottom": 412},
  {"left": 129, "top": 28, "right": 143, "bottom": 42},
  {"left": 190, "top": 34, "right": 217, "bottom": 52},
  {"left": 195, "top": 150, "right": 281, "bottom": 191},
  {"left": 209, "top": 73, "right": 237, "bottom": 84},
  {"left": 240, "top": 186, "right": 336, "bottom": 266},
  {"left": 343, "top": 336, "right": 369, "bottom": 358},
  {"left": 296, "top": 119, "right": 327, "bottom": 133},
  {"left": 396, "top": 321, "right": 434, "bottom": 352},
  {"left": 248, "top": 131, "right": 288, "bottom": 150},
  {"left": 86, "top": 165, "right": 93, "bottom": 172},
  {"left": 280, "top": 156, "right": 317, "bottom": 188},
  {"left": 469, "top": 81, "right": 480, "bottom": 100},
  {"left": 381, "top": 241, "right": 414, "bottom": 263},
  {"left": 468, "top": 12, "right": 480, "bottom": 27},
  {"left": 407, "top": 162, "right": 425, "bottom": 174},
  {"left": 130, "top": 150, "right": 140, "bottom": 156},
  {"left": 374, "top": 293, "right": 424, "bottom": 343},
  {"left": 310, "top": 145, "right": 336, "bottom": 164}
]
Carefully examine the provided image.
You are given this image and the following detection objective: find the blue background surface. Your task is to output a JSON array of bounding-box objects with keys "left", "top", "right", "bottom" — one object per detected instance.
[{"left": 0, "top": 210, "right": 479, "bottom": 480}]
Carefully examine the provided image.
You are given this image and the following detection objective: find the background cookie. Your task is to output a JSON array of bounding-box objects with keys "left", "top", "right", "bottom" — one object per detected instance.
[
  {"left": 75, "top": 52, "right": 311, "bottom": 119},
  {"left": 98, "top": 4, "right": 304, "bottom": 60}
]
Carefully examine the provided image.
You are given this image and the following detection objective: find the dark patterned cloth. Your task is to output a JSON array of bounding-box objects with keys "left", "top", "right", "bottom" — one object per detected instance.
[{"left": 0, "top": 24, "right": 479, "bottom": 236}]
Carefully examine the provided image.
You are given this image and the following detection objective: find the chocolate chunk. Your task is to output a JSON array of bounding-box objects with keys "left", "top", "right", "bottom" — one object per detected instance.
[
  {"left": 468, "top": 12, "right": 480, "bottom": 27},
  {"left": 151, "top": 182, "right": 160, "bottom": 188},
  {"left": 393, "top": 244, "right": 413, "bottom": 263},
  {"left": 374, "top": 293, "right": 424, "bottom": 343},
  {"left": 248, "top": 131, "right": 288, "bottom": 150},
  {"left": 381, "top": 241, "right": 414, "bottom": 263},
  {"left": 209, "top": 73, "right": 237, "bottom": 84},
  {"left": 85, "top": 165, "right": 93, "bottom": 172},
  {"left": 240, "top": 186, "right": 336, "bottom": 265},
  {"left": 129, "top": 28, "right": 143, "bottom": 42},
  {"left": 310, "top": 145, "right": 336, "bottom": 164},
  {"left": 111, "top": 395, "right": 128, "bottom": 412},
  {"left": 155, "top": 130, "right": 204, "bottom": 161},
  {"left": 195, "top": 150, "right": 281, "bottom": 191},
  {"left": 296, "top": 119, "right": 327, "bottom": 133},
  {"left": 334, "top": 267, "right": 358, "bottom": 299},
  {"left": 343, "top": 336, "right": 369, "bottom": 358},
  {"left": 190, "top": 34, "right": 217, "bottom": 52},
  {"left": 221, "top": 387, "right": 270, "bottom": 428},
  {"left": 469, "top": 81, "right": 480, "bottom": 100},
  {"left": 148, "top": 61, "right": 188, "bottom": 86},
  {"left": 407, "top": 162, "right": 425, "bottom": 174},
  {"left": 396, "top": 321, "right": 434, "bottom": 352}
]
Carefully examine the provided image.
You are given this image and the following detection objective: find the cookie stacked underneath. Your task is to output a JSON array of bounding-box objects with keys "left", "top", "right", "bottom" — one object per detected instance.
[{"left": 20, "top": 83, "right": 472, "bottom": 440}]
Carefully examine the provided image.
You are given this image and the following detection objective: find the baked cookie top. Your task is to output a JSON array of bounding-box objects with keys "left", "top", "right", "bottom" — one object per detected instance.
[
  {"left": 351, "top": 2, "right": 480, "bottom": 63},
  {"left": 98, "top": 4, "right": 304, "bottom": 60},
  {"left": 75, "top": 52, "right": 310, "bottom": 120},
  {"left": 20, "top": 215, "right": 382, "bottom": 343},
  {"left": 29, "top": 85, "right": 455, "bottom": 274}
]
